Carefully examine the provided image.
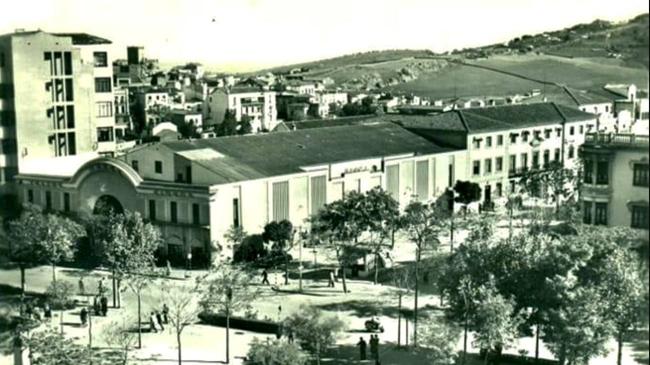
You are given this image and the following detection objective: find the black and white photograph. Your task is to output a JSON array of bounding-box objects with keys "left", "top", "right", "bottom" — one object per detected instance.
[{"left": 0, "top": 1, "right": 648, "bottom": 364}]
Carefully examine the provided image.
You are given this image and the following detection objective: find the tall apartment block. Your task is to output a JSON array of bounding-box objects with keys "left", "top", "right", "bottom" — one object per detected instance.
[{"left": 0, "top": 30, "right": 119, "bottom": 212}]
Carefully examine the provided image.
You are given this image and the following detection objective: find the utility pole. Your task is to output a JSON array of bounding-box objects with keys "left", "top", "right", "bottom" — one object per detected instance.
[{"left": 298, "top": 227, "right": 303, "bottom": 292}]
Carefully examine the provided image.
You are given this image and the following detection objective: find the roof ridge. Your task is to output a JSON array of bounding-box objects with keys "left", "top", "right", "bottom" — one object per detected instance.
[
  {"left": 550, "top": 102, "right": 568, "bottom": 123},
  {"left": 561, "top": 86, "right": 581, "bottom": 106},
  {"left": 456, "top": 110, "right": 471, "bottom": 133}
]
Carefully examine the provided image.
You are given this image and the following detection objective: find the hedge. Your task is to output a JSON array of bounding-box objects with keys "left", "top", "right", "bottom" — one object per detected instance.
[{"left": 198, "top": 311, "right": 280, "bottom": 334}]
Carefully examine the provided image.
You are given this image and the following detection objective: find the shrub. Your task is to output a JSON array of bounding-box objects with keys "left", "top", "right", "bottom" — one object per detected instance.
[
  {"left": 45, "top": 281, "right": 76, "bottom": 310},
  {"left": 246, "top": 338, "right": 308, "bottom": 365},
  {"left": 198, "top": 311, "right": 280, "bottom": 334},
  {"left": 233, "top": 234, "right": 267, "bottom": 263}
]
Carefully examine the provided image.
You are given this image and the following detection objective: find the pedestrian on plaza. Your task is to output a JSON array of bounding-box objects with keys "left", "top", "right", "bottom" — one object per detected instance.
[
  {"left": 328, "top": 270, "right": 336, "bottom": 288},
  {"left": 357, "top": 336, "right": 367, "bottom": 360},
  {"left": 162, "top": 304, "right": 169, "bottom": 324},
  {"left": 100, "top": 295, "right": 108, "bottom": 316},
  {"left": 261, "top": 269, "right": 270, "bottom": 285},
  {"left": 166, "top": 260, "right": 172, "bottom": 276},
  {"left": 97, "top": 277, "right": 105, "bottom": 295},
  {"left": 43, "top": 303, "right": 52, "bottom": 320},
  {"left": 370, "top": 335, "right": 378, "bottom": 360},
  {"left": 80, "top": 307, "right": 88, "bottom": 326},
  {"left": 288, "top": 329, "right": 294, "bottom": 344},
  {"left": 149, "top": 312, "right": 159, "bottom": 333},
  {"left": 156, "top": 311, "right": 165, "bottom": 331},
  {"left": 78, "top": 277, "right": 85, "bottom": 296},
  {"left": 93, "top": 296, "right": 101, "bottom": 316}
]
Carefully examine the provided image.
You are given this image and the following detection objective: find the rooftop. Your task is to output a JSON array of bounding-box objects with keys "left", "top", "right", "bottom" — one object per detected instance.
[
  {"left": 374, "top": 102, "right": 597, "bottom": 134},
  {"left": 161, "top": 122, "right": 453, "bottom": 184},
  {"left": 53, "top": 32, "right": 112, "bottom": 45}
]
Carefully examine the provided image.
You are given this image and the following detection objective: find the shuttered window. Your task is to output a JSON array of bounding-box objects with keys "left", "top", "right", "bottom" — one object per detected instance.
[
  {"left": 272, "top": 181, "right": 289, "bottom": 221},
  {"left": 415, "top": 160, "right": 429, "bottom": 201},
  {"left": 310, "top": 176, "right": 326, "bottom": 215},
  {"left": 386, "top": 164, "right": 399, "bottom": 200}
]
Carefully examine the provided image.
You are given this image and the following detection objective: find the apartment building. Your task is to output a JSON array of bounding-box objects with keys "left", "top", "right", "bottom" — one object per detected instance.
[
  {"left": 0, "top": 30, "right": 118, "bottom": 211},
  {"left": 15, "top": 123, "right": 466, "bottom": 262},
  {"left": 374, "top": 102, "right": 597, "bottom": 203},
  {"left": 580, "top": 133, "right": 649, "bottom": 241},
  {"left": 205, "top": 86, "right": 277, "bottom": 132},
  {"left": 133, "top": 88, "right": 170, "bottom": 130}
]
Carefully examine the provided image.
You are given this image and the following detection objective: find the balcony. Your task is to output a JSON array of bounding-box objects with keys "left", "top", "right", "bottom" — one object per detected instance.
[{"left": 584, "top": 133, "right": 649, "bottom": 149}]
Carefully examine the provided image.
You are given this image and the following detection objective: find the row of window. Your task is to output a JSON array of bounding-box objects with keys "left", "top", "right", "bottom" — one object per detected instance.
[
  {"left": 148, "top": 199, "right": 203, "bottom": 225},
  {"left": 95, "top": 77, "right": 112, "bottom": 93},
  {"left": 472, "top": 147, "right": 570, "bottom": 176},
  {"left": 44, "top": 52, "right": 73, "bottom": 76},
  {"left": 583, "top": 201, "right": 649, "bottom": 229},
  {"left": 47, "top": 105, "right": 75, "bottom": 130},
  {"left": 584, "top": 159, "right": 609, "bottom": 185},
  {"left": 474, "top": 124, "right": 594, "bottom": 150},
  {"left": 26, "top": 189, "right": 71, "bottom": 213},
  {"left": 46, "top": 78, "right": 74, "bottom": 103}
]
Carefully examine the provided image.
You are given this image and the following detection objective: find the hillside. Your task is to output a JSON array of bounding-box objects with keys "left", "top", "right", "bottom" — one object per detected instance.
[{"left": 255, "top": 14, "right": 648, "bottom": 99}]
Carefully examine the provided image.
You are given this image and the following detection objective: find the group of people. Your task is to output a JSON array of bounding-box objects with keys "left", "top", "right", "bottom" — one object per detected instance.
[
  {"left": 21, "top": 300, "right": 52, "bottom": 322},
  {"left": 357, "top": 335, "right": 381, "bottom": 362},
  {"left": 149, "top": 304, "right": 169, "bottom": 333}
]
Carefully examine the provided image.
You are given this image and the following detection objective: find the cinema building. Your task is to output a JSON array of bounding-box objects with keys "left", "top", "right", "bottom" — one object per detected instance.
[{"left": 15, "top": 122, "right": 467, "bottom": 263}]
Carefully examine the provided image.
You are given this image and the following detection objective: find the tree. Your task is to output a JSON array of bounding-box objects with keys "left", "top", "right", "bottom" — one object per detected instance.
[
  {"left": 45, "top": 280, "right": 76, "bottom": 334},
  {"left": 472, "top": 284, "right": 521, "bottom": 365},
  {"left": 246, "top": 338, "right": 308, "bottom": 365},
  {"left": 217, "top": 109, "right": 238, "bottom": 136},
  {"left": 262, "top": 220, "right": 294, "bottom": 285},
  {"left": 125, "top": 267, "right": 155, "bottom": 349},
  {"left": 310, "top": 192, "right": 367, "bottom": 294},
  {"left": 283, "top": 305, "right": 345, "bottom": 365},
  {"left": 238, "top": 115, "right": 253, "bottom": 135},
  {"left": 358, "top": 187, "right": 399, "bottom": 285},
  {"left": 25, "top": 326, "right": 90, "bottom": 365},
  {"left": 102, "top": 314, "right": 138, "bottom": 365},
  {"left": 390, "top": 265, "right": 413, "bottom": 347},
  {"left": 159, "top": 281, "right": 201, "bottom": 365},
  {"left": 520, "top": 161, "right": 576, "bottom": 216},
  {"left": 453, "top": 180, "right": 481, "bottom": 216},
  {"left": 198, "top": 264, "right": 259, "bottom": 364},
  {"left": 7, "top": 205, "right": 48, "bottom": 294},
  {"left": 95, "top": 210, "right": 161, "bottom": 308},
  {"left": 417, "top": 318, "right": 460, "bottom": 365},
  {"left": 402, "top": 201, "right": 445, "bottom": 346}
]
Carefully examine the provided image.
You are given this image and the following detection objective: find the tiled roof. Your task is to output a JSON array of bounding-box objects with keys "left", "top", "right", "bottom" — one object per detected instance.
[
  {"left": 371, "top": 102, "right": 597, "bottom": 134},
  {"left": 161, "top": 123, "right": 452, "bottom": 184}
]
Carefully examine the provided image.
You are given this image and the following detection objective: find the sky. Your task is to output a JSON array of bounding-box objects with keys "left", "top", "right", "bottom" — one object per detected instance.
[{"left": 1, "top": 0, "right": 648, "bottom": 72}]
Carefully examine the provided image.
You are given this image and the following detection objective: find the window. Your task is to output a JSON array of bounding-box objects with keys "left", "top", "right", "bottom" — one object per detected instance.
[
  {"left": 63, "top": 192, "right": 70, "bottom": 212},
  {"left": 522, "top": 131, "right": 529, "bottom": 142},
  {"left": 65, "top": 79, "right": 74, "bottom": 101},
  {"left": 170, "top": 202, "right": 177, "bottom": 223},
  {"left": 568, "top": 146, "right": 575, "bottom": 159},
  {"left": 472, "top": 139, "right": 481, "bottom": 149},
  {"left": 155, "top": 161, "right": 163, "bottom": 174},
  {"left": 532, "top": 151, "right": 540, "bottom": 168},
  {"left": 131, "top": 160, "right": 139, "bottom": 172},
  {"left": 583, "top": 201, "right": 593, "bottom": 224},
  {"left": 484, "top": 159, "right": 492, "bottom": 175},
  {"left": 45, "top": 191, "right": 52, "bottom": 210},
  {"left": 595, "top": 202, "right": 608, "bottom": 225},
  {"left": 584, "top": 159, "right": 593, "bottom": 184},
  {"left": 496, "top": 135, "right": 503, "bottom": 146},
  {"left": 192, "top": 203, "right": 200, "bottom": 225},
  {"left": 510, "top": 134, "right": 518, "bottom": 144},
  {"left": 93, "top": 52, "right": 108, "bottom": 67},
  {"left": 486, "top": 136, "right": 492, "bottom": 147},
  {"left": 496, "top": 183, "right": 503, "bottom": 197},
  {"left": 579, "top": 125, "right": 584, "bottom": 134},
  {"left": 496, "top": 157, "right": 503, "bottom": 172},
  {"left": 96, "top": 101, "right": 113, "bottom": 117},
  {"left": 311, "top": 175, "right": 327, "bottom": 215},
  {"left": 521, "top": 154, "right": 528, "bottom": 169},
  {"left": 473, "top": 160, "right": 481, "bottom": 176},
  {"left": 448, "top": 163, "right": 454, "bottom": 188},
  {"left": 149, "top": 200, "right": 157, "bottom": 221},
  {"left": 233, "top": 198, "right": 241, "bottom": 228},
  {"left": 66, "top": 105, "right": 75, "bottom": 128},
  {"left": 387, "top": 165, "right": 400, "bottom": 199},
  {"left": 554, "top": 148, "right": 560, "bottom": 162},
  {"left": 27, "top": 189, "right": 34, "bottom": 203},
  {"left": 97, "top": 127, "right": 114, "bottom": 142},
  {"left": 543, "top": 150, "right": 550, "bottom": 166},
  {"left": 544, "top": 129, "right": 551, "bottom": 139},
  {"left": 569, "top": 126, "right": 575, "bottom": 136},
  {"left": 596, "top": 161, "right": 609, "bottom": 185},
  {"left": 556, "top": 128, "right": 562, "bottom": 137},
  {"left": 633, "top": 164, "right": 649, "bottom": 187},
  {"left": 63, "top": 52, "right": 72, "bottom": 75},
  {"left": 185, "top": 166, "right": 192, "bottom": 184},
  {"left": 533, "top": 130, "right": 541, "bottom": 140},
  {"left": 415, "top": 160, "right": 429, "bottom": 201},
  {"left": 631, "top": 206, "right": 649, "bottom": 229},
  {"left": 509, "top": 155, "right": 516, "bottom": 172},
  {"left": 94, "top": 77, "right": 112, "bottom": 93},
  {"left": 272, "top": 182, "right": 289, "bottom": 221}
]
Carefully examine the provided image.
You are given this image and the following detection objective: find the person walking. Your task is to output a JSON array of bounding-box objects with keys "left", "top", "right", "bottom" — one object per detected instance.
[
  {"left": 149, "top": 312, "right": 158, "bottom": 333},
  {"left": 97, "top": 277, "right": 105, "bottom": 296},
  {"left": 93, "top": 296, "right": 101, "bottom": 316},
  {"left": 328, "top": 270, "right": 336, "bottom": 288},
  {"left": 43, "top": 303, "right": 52, "bottom": 320},
  {"left": 100, "top": 295, "right": 108, "bottom": 316},
  {"left": 357, "top": 336, "right": 367, "bottom": 361},
  {"left": 370, "top": 335, "right": 378, "bottom": 360},
  {"left": 80, "top": 307, "right": 88, "bottom": 326},
  {"left": 155, "top": 311, "right": 165, "bottom": 331},
  {"left": 261, "top": 269, "right": 270, "bottom": 285},
  {"left": 78, "top": 277, "right": 85, "bottom": 296},
  {"left": 162, "top": 304, "right": 169, "bottom": 324}
]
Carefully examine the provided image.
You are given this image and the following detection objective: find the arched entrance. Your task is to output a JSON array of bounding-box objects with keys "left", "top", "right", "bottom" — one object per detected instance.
[{"left": 93, "top": 195, "right": 124, "bottom": 216}]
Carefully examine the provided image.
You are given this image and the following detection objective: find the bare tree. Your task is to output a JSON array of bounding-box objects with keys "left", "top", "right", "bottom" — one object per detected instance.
[
  {"left": 102, "top": 314, "right": 138, "bottom": 365},
  {"left": 158, "top": 281, "right": 201, "bottom": 365}
]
